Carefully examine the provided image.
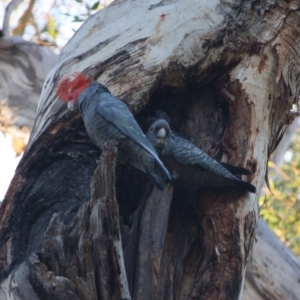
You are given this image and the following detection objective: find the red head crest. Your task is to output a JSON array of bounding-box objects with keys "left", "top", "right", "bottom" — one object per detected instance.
[{"left": 56, "top": 72, "right": 93, "bottom": 102}]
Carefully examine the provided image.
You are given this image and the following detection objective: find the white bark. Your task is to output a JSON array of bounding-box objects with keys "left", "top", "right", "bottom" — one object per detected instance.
[
  {"left": 1, "top": 0, "right": 300, "bottom": 299},
  {"left": 27, "top": 0, "right": 300, "bottom": 297},
  {"left": 29, "top": 0, "right": 224, "bottom": 145}
]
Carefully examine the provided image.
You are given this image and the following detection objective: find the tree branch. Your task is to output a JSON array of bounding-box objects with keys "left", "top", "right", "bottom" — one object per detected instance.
[
  {"left": 2, "top": 0, "right": 25, "bottom": 36},
  {"left": 244, "top": 219, "right": 300, "bottom": 300},
  {"left": 11, "top": 0, "right": 36, "bottom": 37}
]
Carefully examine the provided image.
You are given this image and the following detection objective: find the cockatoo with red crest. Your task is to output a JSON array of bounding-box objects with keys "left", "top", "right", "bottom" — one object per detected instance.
[{"left": 56, "top": 72, "right": 171, "bottom": 190}]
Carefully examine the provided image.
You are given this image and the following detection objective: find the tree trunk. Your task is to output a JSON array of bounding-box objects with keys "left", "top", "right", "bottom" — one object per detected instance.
[
  {"left": 1, "top": 0, "right": 300, "bottom": 299},
  {"left": 243, "top": 219, "right": 300, "bottom": 300}
]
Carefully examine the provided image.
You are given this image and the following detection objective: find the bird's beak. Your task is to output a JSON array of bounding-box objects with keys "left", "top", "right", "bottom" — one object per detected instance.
[
  {"left": 156, "top": 137, "right": 164, "bottom": 147},
  {"left": 67, "top": 101, "right": 75, "bottom": 111},
  {"left": 156, "top": 128, "right": 166, "bottom": 147}
]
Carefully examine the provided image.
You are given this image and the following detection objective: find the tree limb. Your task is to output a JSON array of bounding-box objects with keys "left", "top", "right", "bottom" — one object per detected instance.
[
  {"left": 11, "top": 0, "right": 36, "bottom": 37},
  {"left": 244, "top": 219, "right": 300, "bottom": 300},
  {"left": 2, "top": 0, "right": 25, "bottom": 36},
  {"left": 1, "top": 1, "right": 300, "bottom": 299}
]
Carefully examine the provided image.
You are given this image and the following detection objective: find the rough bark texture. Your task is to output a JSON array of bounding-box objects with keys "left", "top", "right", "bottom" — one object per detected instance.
[
  {"left": 0, "top": 141, "right": 131, "bottom": 300},
  {"left": 1, "top": 0, "right": 300, "bottom": 299},
  {"left": 39, "top": 140, "right": 130, "bottom": 300}
]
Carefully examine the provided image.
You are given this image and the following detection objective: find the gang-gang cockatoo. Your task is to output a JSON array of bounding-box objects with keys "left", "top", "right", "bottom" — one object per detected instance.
[{"left": 56, "top": 73, "right": 171, "bottom": 190}]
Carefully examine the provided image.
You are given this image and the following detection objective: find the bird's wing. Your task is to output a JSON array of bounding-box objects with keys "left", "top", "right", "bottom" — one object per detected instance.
[
  {"left": 171, "top": 133, "right": 239, "bottom": 179},
  {"left": 97, "top": 93, "right": 171, "bottom": 179}
]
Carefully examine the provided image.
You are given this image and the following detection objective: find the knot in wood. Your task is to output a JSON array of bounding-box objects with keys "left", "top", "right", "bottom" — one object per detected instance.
[{"left": 104, "top": 139, "right": 118, "bottom": 151}]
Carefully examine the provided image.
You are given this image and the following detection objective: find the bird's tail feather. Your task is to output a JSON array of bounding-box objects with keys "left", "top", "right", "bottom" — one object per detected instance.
[
  {"left": 236, "top": 180, "right": 256, "bottom": 193},
  {"left": 146, "top": 159, "right": 172, "bottom": 191},
  {"left": 221, "top": 163, "right": 251, "bottom": 175},
  {"left": 155, "top": 160, "right": 172, "bottom": 182},
  {"left": 146, "top": 170, "right": 166, "bottom": 191}
]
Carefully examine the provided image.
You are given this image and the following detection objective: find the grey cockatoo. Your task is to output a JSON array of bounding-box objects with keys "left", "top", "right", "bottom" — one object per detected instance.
[
  {"left": 146, "top": 113, "right": 256, "bottom": 193},
  {"left": 56, "top": 72, "right": 171, "bottom": 190}
]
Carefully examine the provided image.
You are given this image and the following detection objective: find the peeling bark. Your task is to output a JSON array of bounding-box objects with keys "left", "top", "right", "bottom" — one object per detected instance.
[
  {"left": 1, "top": 141, "right": 131, "bottom": 300},
  {"left": 40, "top": 140, "right": 130, "bottom": 300},
  {"left": 1, "top": 0, "right": 300, "bottom": 299}
]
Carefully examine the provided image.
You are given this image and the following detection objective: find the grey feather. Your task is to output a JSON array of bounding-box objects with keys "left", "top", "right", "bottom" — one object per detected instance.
[
  {"left": 171, "top": 133, "right": 239, "bottom": 181},
  {"left": 76, "top": 81, "right": 171, "bottom": 190},
  {"left": 146, "top": 118, "right": 256, "bottom": 193}
]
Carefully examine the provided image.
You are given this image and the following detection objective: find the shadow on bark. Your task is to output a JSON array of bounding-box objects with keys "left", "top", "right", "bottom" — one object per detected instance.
[
  {"left": 28, "top": 140, "right": 131, "bottom": 300},
  {"left": 15, "top": 135, "right": 190, "bottom": 300},
  {"left": 0, "top": 82, "right": 255, "bottom": 300}
]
